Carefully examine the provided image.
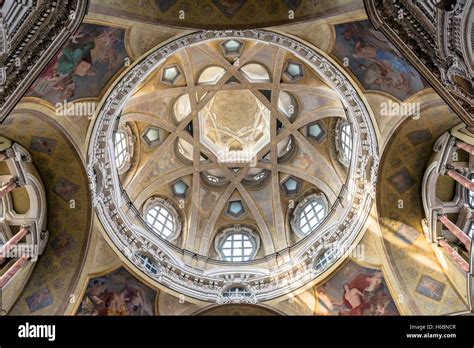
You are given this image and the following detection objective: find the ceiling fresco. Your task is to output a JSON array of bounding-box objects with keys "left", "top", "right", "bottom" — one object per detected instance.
[
  {"left": 331, "top": 20, "right": 429, "bottom": 101},
  {"left": 76, "top": 267, "right": 157, "bottom": 316},
  {"left": 315, "top": 261, "right": 399, "bottom": 316},
  {"left": 27, "top": 24, "right": 128, "bottom": 105}
]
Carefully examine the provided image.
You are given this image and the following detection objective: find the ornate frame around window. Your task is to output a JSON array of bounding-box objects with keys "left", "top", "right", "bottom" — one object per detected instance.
[
  {"left": 335, "top": 118, "right": 352, "bottom": 168},
  {"left": 291, "top": 193, "right": 329, "bottom": 238},
  {"left": 214, "top": 225, "right": 260, "bottom": 262},
  {"left": 143, "top": 197, "right": 182, "bottom": 242}
]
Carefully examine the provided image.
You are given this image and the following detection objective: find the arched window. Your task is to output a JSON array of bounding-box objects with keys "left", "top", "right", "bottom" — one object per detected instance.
[
  {"left": 137, "top": 253, "right": 158, "bottom": 275},
  {"left": 291, "top": 193, "right": 328, "bottom": 237},
  {"left": 146, "top": 205, "right": 174, "bottom": 238},
  {"left": 143, "top": 198, "right": 181, "bottom": 241},
  {"left": 114, "top": 131, "right": 127, "bottom": 169},
  {"left": 215, "top": 225, "right": 260, "bottom": 262},
  {"left": 300, "top": 200, "right": 326, "bottom": 234},
  {"left": 114, "top": 124, "right": 134, "bottom": 173},
  {"left": 335, "top": 119, "right": 352, "bottom": 167},
  {"left": 313, "top": 248, "right": 337, "bottom": 272}
]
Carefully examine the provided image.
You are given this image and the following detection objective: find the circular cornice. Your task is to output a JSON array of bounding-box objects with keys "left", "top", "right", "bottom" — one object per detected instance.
[{"left": 87, "top": 30, "right": 379, "bottom": 303}]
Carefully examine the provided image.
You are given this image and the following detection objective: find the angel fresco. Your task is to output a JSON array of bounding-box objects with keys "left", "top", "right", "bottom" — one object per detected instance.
[
  {"left": 332, "top": 21, "right": 427, "bottom": 101},
  {"left": 27, "top": 24, "right": 127, "bottom": 105}
]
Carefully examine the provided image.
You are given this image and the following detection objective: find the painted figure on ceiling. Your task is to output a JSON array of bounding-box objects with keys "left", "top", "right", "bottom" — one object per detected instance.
[
  {"left": 337, "top": 272, "right": 383, "bottom": 315},
  {"left": 28, "top": 24, "right": 127, "bottom": 104},
  {"left": 77, "top": 268, "right": 156, "bottom": 316},
  {"left": 316, "top": 263, "right": 398, "bottom": 316},
  {"left": 332, "top": 20, "right": 427, "bottom": 100}
]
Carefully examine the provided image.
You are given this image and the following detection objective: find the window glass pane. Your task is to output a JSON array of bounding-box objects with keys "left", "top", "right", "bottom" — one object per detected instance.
[
  {"left": 298, "top": 199, "right": 326, "bottom": 235},
  {"left": 308, "top": 124, "right": 322, "bottom": 138},
  {"left": 223, "top": 39, "right": 240, "bottom": 52},
  {"left": 138, "top": 254, "right": 158, "bottom": 274},
  {"left": 114, "top": 131, "right": 128, "bottom": 169},
  {"left": 220, "top": 232, "right": 256, "bottom": 262},
  {"left": 224, "top": 287, "right": 251, "bottom": 298},
  {"left": 146, "top": 204, "right": 176, "bottom": 239},
  {"left": 339, "top": 122, "right": 352, "bottom": 163}
]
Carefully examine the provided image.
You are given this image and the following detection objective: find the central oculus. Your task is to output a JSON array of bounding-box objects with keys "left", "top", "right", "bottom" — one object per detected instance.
[{"left": 199, "top": 90, "right": 271, "bottom": 163}]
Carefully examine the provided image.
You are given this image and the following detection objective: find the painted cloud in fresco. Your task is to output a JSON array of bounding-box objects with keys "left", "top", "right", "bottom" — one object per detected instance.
[
  {"left": 332, "top": 20, "right": 428, "bottom": 101},
  {"left": 76, "top": 267, "right": 156, "bottom": 316},
  {"left": 316, "top": 261, "right": 399, "bottom": 316},
  {"left": 27, "top": 24, "right": 127, "bottom": 105}
]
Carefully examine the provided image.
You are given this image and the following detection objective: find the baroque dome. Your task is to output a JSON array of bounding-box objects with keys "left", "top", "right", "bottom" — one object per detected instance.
[{"left": 87, "top": 30, "right": 378, "bottom": 303}]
